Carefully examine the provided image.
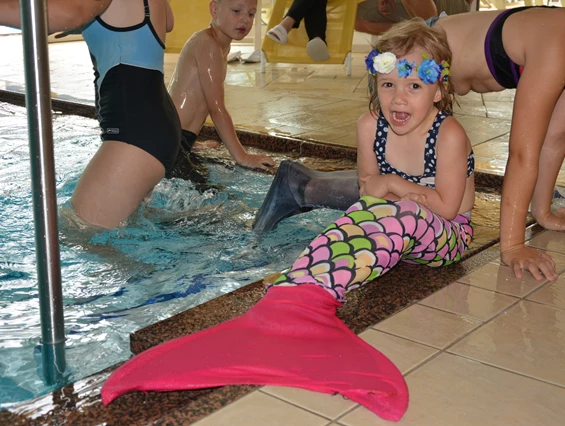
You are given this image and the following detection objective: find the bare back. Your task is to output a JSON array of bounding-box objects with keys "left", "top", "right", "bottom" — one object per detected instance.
[
  {"left": 436, "top": 7, "right": 565, "bottom": 96},
  {"left": 168, "top": 28, "right": 229, "bottom": 133},
  {"left": 99, "top": 0, "right": 170, "bottom": 43}
]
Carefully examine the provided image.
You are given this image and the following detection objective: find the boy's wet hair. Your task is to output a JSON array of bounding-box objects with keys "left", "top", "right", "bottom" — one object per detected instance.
[{"left": 369, "top": 18, "right": 457, "bottom": 115}]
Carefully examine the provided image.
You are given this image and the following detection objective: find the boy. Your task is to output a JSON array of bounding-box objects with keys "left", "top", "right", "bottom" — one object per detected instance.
[{"left": 168, "top": 0, "right": 275, "bottom": 172}]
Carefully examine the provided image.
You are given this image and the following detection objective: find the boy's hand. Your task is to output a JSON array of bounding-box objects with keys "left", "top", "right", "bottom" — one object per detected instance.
[
  {"left": 238, "top": 153, "right": 275, "bottom": 171},
  {"left": 532, "top": 208, "right": 565, "bottom": 231},
  {"left": 501, "top": 245, "right": 558, "bottom": 281},
  {"left": 401, "top": 192, "right": 430, "bottom": 209}
]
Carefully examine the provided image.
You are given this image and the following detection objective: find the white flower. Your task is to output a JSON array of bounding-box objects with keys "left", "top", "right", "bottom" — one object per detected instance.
[{"left": 373, "top": 52, "right": 397, "bottom": 74}]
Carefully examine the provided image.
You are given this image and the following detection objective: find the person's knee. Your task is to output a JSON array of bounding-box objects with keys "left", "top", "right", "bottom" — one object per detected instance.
[{"left": 355, "top": 16, "right": 367, "bottom": 32}]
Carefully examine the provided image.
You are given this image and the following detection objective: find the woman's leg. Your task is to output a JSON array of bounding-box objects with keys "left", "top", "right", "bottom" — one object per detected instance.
[
  {"left": 269, "top": 196, "right": 474, "bottom": 301},
  {"left": 71, "top": 140, "right": 165, "bottom": 229},
  {"left": 303, "top": 0, "right": 328, "bottom": 41}
]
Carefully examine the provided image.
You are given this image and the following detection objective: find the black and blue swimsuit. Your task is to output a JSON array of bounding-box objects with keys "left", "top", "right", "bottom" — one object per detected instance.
[
  {"left": 82, "top": 0, "right": 181, "bottom": 172},
  {"left": 373, "top": 110, "right": 474, "bottom": 189}
]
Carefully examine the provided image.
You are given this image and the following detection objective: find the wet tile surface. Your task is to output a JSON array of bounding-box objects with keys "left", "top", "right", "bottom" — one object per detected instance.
[
  {"left": 372, "top": 304, "right": 482, "bottom": 349},
  {"left": 457, "top": 262, "right": 548, "bottom": 297},
  {"left": 419, "top": 282, "right": 518, "bottom": 322},
  {"left": 339, "top": 353, "right": 565, "bottom": 426},
  {"left": 449, "top": 300, "right": 565, "bottom": 387}
]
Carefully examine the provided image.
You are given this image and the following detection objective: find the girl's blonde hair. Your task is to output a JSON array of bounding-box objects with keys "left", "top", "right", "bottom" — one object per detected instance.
[{"left": 369, "top": 18, "right": 456, "bottom": 115}]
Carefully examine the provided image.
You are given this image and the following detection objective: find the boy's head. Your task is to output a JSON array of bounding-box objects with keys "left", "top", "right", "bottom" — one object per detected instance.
[
  {"left": 210, "top": 0, "right": 258, "bottom": 41},
  {"left": 368, "top": 19, "right": 455, "bottom": 114}
]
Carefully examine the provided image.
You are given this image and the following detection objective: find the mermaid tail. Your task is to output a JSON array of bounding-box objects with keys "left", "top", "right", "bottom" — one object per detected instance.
[
  {"left": 253, "top": 161, "right": 359, "bottom": 234},
  {"left": 101, "top": 284, "right": 408, "bottom": 421}
]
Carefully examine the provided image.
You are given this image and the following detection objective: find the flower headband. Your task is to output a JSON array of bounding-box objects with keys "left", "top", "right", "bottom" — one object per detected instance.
[{"left": 365, "top": 49, "right": 450, "bottom": 84}]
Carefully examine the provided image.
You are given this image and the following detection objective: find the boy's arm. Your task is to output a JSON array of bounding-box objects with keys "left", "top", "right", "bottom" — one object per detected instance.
[
  {"left": 0, "top": 0, "right": 112, "bottom": 32},
  {"left": 498, "top": 53, "right": 562, "bottom": 281},
  {"left": 196, "top": 40, "right": 274, "bottom": 171}
]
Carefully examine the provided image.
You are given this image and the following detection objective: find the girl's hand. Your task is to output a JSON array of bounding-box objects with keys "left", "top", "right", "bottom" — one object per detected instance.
[
  {"left": 532, "top": 208, "right": 565, "bottom": 232},
  {"left": 401, "top": 192, "right": 430, "bottom": 209},
  {"left": 237, "top": 153, "right": 275, "bottom": 171},
  {"left": 501, "top": 245, "right": 558, "bottom": 281}
]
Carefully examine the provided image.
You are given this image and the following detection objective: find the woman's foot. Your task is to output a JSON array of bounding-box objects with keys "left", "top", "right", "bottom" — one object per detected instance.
[
  {"left": 306, "top": 37, "right": 330, "bottom": 62},
  {"left": 266, "top": 24, "right": 289, "bottom": 44}
]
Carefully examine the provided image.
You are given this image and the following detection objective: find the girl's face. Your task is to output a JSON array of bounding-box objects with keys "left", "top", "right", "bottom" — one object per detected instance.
[
  {"left": 376, "top": 50, "right": 442, "bottom": 136},
  {"left": 211, "top": 0, "right": 257, "bottom": 41}
]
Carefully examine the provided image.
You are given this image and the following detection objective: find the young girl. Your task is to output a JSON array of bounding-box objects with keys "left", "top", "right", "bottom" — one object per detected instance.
[
  {"left": 100, "top": 24, "right": 473, "bottom": 422},
  {"left": 257, "top": 9, "right": 563, "bottom": 281}
]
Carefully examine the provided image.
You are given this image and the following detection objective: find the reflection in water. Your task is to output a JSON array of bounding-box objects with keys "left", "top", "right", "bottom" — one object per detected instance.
[{"left": 0, "top": 102, "right": 344, "bottom": 406}]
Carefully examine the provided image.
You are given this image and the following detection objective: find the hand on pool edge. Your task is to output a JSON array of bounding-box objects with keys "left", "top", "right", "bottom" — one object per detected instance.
[{"left": 501, "top": 245, "right": 558, "bottom": 281}]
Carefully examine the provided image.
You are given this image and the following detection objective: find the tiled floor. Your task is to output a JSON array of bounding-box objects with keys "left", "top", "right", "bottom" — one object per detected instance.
[{"left": 2, "top": 10, "right": 565, "bottom": 424}]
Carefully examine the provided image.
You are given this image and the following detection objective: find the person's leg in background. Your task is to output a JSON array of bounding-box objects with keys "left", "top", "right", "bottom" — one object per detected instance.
[{"left": 303, "top": 0, "right": 330, "bottom": 61}]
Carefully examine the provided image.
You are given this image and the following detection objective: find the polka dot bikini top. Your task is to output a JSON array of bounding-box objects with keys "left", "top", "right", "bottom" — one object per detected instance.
[{"left": 373, "top": 110, "right": 474, "bottom": 189}]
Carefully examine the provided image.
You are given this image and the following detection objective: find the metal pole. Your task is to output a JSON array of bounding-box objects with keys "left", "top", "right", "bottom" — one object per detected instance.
[{"left": 19, "top": 0, "right": 66, "bottom": 384}]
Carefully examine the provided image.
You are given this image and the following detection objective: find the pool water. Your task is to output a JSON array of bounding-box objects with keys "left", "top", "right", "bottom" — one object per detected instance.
[{"left": 0, "top": 102, "right": 342, "bottom": 406}]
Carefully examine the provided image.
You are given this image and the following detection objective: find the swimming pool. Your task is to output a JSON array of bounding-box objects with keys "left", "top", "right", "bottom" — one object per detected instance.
[{"left": 0, "top": 102, "right": 343, "bottom": 406}]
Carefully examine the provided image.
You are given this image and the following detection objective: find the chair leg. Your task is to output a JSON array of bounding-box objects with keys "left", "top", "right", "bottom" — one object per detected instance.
[
  {"left": 346, "top": 52, "right": 352, "bottom": 76},
  {"left": 261, "top": 50, "right": 266, "bottom": 73}
]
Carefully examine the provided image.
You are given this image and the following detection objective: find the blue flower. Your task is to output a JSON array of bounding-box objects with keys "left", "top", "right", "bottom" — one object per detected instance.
[
  {"left": 417, "top": 59, "right": 442, "bottom": 84},
  {"left": 396, "top": 59, "right": 415, "bottom": 78},
  {"left": 365, "top": 49, "right": 379, "bottom": 75}
]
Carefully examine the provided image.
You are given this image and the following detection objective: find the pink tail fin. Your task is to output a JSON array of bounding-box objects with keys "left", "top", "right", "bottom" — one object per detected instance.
[{"left": 101, "top": 285, "right": 408, "bottom": 421}]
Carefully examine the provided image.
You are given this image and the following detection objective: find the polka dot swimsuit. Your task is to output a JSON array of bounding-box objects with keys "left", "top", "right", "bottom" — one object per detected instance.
[{"left": 374, "top": 110, "right": 474, "bottom": 189}]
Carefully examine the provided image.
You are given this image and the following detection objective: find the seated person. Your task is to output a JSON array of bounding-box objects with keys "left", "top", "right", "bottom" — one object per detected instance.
[
  {"left": 266, "top": 0, "right": 331, "bottom": 62},
  {"left": 356, "top": 0, "right": 472, "bottom": 35}
]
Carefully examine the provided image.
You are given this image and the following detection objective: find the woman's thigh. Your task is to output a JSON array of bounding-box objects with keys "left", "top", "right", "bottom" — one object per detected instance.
[{"left": 71, "top": 140, "right": 165, "bottom": 229}]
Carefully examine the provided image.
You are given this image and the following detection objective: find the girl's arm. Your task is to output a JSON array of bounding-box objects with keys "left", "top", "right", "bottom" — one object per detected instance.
[
  {"left": 357, "top": 111, "right": 398, "bottom": 199},
  {"left": 498, "top": 48, "right": 564, "bottom": 281},
  {"left": 384, "top": 116, "right": 470, "bottom": 220},
  {"left": 0, "top": 0, "right": 112, "bottom": 32}
]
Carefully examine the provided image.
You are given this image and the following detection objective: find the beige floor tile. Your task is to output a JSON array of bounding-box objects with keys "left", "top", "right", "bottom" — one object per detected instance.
[
  {"left": 260, "top": 387, "right": 355, "bottom": 420},
  {"left": 192, "top": 391, "right": 328, "bottom": 426},
  {"left": 372, "top": 304, "right": 481, "bottom": 349},
  {"left": 419, "top": 282, "right": 518, "bottom": 322},
  {"left": 526, "top": 274, "right": 565, "bottom": 310},
  {"left": 339, "top": 353, "right": 565, "bottom": 426},
  {"left": 449, "top": 300, "right": 565, "bottom": 387},
  {"left": 482, "top": 89, "right": 516, "bottom": 102},
  {"left": 526, "top": 230, "right": 565, "bottom": 255},
  {"left": 483, "top": 101, "right": 515, "bottom": 120},
  {"left": 455, "top": 115, "right": 511, "bottom": 146},
  {"left": 358, "top": 329, "right": 438, "bottom": 374},
  {"left": 457, "top": 262, "right": 547, "bottom": 297}
]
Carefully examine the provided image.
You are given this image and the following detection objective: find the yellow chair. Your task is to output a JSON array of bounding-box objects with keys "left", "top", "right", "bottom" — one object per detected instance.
[
  {"left": 261, "top": 0, "right": 362, "bottom": 75},
  {"left": 165, "top": 0, "right": 211, "bottom": 54}
]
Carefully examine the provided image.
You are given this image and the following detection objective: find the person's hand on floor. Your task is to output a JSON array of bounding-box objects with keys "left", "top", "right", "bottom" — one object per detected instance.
[
  {"left": 238, "top": 153, "right": 275, "bottom": 171},
  {"left": 501, "top": 245, "right": 558, "bottom": 281},
  {"left": 532, "top": 208, "right": 565, "bottom": 232}
]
